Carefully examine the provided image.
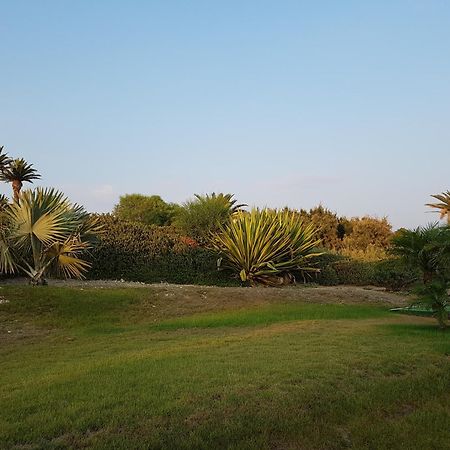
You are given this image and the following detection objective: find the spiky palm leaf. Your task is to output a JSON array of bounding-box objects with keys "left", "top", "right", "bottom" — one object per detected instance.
[
  {"left": 391, "top": 223, "right": 450, "bottom": 282},
  {"left": 0, "top": 158, "right": 41, "bottom": 183},
  {"left": 426, "top": 191, "right": 450, "bottom": 224},
  {"left": 0, "top": 158, "right": 41, "bottom": 202},
  {"left": 0, "top": 187, "right": 101, "bottom": 283},
  {"left": 0, "top": 146, "right": 12, "bottom": 171},
  {"left": 194, "top": 193, "right": 247, "bottom": 214},
  {"left": 211, "top": 208, "right": 322, "bottom": 285}
]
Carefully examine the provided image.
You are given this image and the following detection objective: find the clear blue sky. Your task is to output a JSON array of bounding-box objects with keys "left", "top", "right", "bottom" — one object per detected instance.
[{"left": 1, "top": 0, "right": 449, "bottom": 229}]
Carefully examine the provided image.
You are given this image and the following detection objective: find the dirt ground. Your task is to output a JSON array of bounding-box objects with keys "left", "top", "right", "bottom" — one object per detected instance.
[{"left": 0, "top": 277, "right": 411, "bottom": 308}]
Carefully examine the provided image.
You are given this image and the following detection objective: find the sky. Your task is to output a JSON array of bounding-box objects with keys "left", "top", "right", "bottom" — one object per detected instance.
[{"left": 1, "top": 0, "right": 450, "bottom": 229}]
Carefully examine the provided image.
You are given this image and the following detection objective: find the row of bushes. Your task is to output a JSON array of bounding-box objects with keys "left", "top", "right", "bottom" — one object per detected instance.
[
  {"left": 88, "top": 215, "right": 418, "bottom": 290},
  {"left": 312, "top": 252, "right": 420, "bottom": 290},
  {"left": 87, "top": 215, "right": 236, "bottom": 285}
]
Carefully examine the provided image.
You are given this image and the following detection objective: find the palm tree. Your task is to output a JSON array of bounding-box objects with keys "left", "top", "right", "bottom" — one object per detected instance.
[
  {"left": 391, "top": 223, "right": 450, "bottom": 284},
  {"left": 0, "top": 158, "right": 41, "bottom": 202},
  {"left": 426, "top": 191, "right": 450, "bottom": 225},
  {"left": 0, "top": 146, "right": 12, "bottom": 172},
  {"left": 0, "top": 188, "right": 102, "bottom": 285}
]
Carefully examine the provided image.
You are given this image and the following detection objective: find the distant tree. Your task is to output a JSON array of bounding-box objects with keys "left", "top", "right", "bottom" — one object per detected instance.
[
  {"left": 342, "top": 216, "right": 392, "bottom": 251},
  {"left": 0, "top": 158, "right": 41, "bottom": 202},
  {"left": 296, "top": 206, "right": 346, "bottom": 250},
  {"left": 113, "top": 194, "right": 179, "bottom": 226},
  {"left": 175, "top": 193, "right": 246, "bottom": 243},
  {"left": 426, "top": 191, "right": 450, "bottom": 225}
]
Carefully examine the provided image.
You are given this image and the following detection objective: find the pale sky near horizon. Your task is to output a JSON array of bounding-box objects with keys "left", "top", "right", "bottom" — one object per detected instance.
[{"left": 1, "top": 0, "right": 449, "bottom": 229}]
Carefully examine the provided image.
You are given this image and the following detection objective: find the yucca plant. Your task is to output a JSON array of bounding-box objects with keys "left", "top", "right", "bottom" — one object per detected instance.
[
  {"left": 426, "top": 191, "right": 450, "bottom": 225},
  {"left": 0, "top": 187, "right": 102, "bottom": 285},
  {"left": 211, "top": 208, "right": 322, "bottom": 285},
  {"left": 0, "top": 158, "right": 41, "bottom": 202}
]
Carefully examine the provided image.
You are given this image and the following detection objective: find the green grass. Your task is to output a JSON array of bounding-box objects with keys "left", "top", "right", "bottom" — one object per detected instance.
[
  {"left": 152, "top": 303, "right": 389, "bottom": 330},
  {"left": 0, "top": 285, "right": 449, "bottom": 449}
]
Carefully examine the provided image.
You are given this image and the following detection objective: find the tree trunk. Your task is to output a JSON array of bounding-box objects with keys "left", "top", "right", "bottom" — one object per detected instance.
[{"left": 12, "top": 179, "right": 23, "bottom": 203}]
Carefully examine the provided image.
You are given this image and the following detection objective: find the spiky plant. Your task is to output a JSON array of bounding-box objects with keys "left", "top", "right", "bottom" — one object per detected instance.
[
  {"left": 0, "top": 158, "right": 41, "bottom": 202},
  {"left": 0, "top": 187, "right": 102, "bottom": 285},
  {"left": 193, "top": 193, "right": 246, "bottom": 214},
  {"left": 211, "top": 208, "right": 322, "bottom": 285},
  {"left": 175, "top": 192, "right": 247, "bottom": 243},
  {"left": 390, "top": 223, "right": 450, "bottom": 283},
  {"left": 426, "top": 191, "right": 450, "bottom": 225}
]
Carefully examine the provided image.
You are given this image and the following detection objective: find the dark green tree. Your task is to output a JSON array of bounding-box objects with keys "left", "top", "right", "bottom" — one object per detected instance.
[{"left": 113, "top": 194, "right": 179, "bottom": 226}]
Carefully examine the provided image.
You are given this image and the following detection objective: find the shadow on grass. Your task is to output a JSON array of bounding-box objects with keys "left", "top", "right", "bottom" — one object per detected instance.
[{"left": 151, "top": 303, "right": 389, "bottom": 331}]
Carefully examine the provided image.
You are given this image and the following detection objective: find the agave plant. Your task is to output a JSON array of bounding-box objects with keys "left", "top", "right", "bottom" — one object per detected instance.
[
  {"left": 0, "top": 158, "right": 41, "bottom": 202},
  {"left": 211, "top": 208, "right": 322, "bottom": 285},
  {"left": 426, "top": 191, "right": 450, "bottom": 225},
  {"left": 0, "top": 188, "right": 101, "bottom": 285}
]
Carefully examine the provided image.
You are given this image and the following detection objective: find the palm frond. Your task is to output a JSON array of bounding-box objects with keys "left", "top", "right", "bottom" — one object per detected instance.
[{"left": 0, "top": 158, "right": 41, "bottom": 183}]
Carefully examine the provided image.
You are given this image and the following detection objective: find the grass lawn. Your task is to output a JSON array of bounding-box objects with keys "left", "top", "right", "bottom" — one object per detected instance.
[{"left": 0, "top": 284, "right": 449, "bottom": 449}]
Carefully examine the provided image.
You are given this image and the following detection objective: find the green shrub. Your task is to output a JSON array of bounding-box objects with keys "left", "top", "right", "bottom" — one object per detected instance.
[
  {"left": 371, "top": 258, "right": 419, "bottom": 291},
  {"left": 331, "top": 259, "right": 375, "bottom": 285},
  {"left": 87, "top": 215, "right": 235, "bottom": 285},
  {"left": 113, "top": 194, "right": 179, "bottom": 226}
]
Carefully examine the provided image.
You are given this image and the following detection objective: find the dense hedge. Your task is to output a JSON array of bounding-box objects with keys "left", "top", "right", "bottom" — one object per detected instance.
[
  {"left": 314, "top": 256, "right": 420, "bottom": 290},
  {"left": 87, "top": 216, "right": 418, "bottom": 289},
  {"left": 87, "top": 215, "right": 236, "bottom": 285}
]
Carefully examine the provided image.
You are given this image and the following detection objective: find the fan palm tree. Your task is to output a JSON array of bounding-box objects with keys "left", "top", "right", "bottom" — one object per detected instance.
[
  {"left": 0, "top": 158, "right": 41, "bottom": 202},
  {"left": 0, "top": 188, "right": 102, "bottom": 285},
  {"left": 426, "top": 191, "right": 450, "bottom": 225}
]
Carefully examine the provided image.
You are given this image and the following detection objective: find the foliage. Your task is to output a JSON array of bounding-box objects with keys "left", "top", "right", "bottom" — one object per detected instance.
[
  {"left": 390, "top": 223, "right": 450, "bottom": 283},
  {"left": 413, "top": 279, "right": 449, "bottom": 329},
  {"left": 295, "top": 207, "right": 392, "bottom": 259},
  {"left": 296, "top": 206, "right": 347, "bottom": 250},
  {"left": 426, "top": 190, "right": 450, "bottom": 225},
  {"left": 341, "top": 216, "right": 392, "bottom": 255},
  {"left": 113, "top": 193, "right": 179, "bottom": 226},
  {"left": 0, "top": 157, "right": 41, "bottom": 202},
  {"left": 0, "top": 146, "right": 12, "bottom": 171},
  {"left": 330, "top": 259, "right": 375, "bottom": 286},
  {"left": 371, "top": 258, "right": 419, "bottom": 291},
  {"left": 88, "top": 215, "right": 232, "bottom": 285},
  {"left": 338, "top": 244, "right": 388, "bottom": 262},
  {"left": 0, "top": 188, "right": 100, "bottom": 284},
  {"left": 175, "top": 192, "right": 246, "bottom": 243},
  {"left": 211, "top": 208, "right": 322, "bottom": 285}
]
